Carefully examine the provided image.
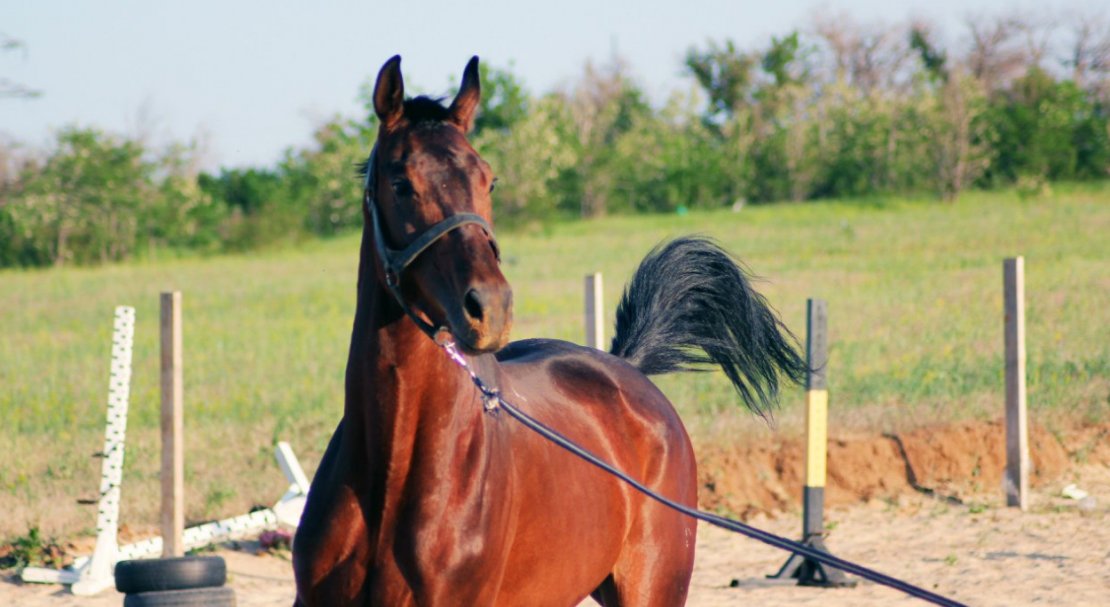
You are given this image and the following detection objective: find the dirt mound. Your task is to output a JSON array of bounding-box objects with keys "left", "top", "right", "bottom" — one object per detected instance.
[
  {"left": 892, "top": 420, "right": 1070, "bottom": 495},
  {"left": 697, "top": 419, "right": 1102, "bottom": 518}
]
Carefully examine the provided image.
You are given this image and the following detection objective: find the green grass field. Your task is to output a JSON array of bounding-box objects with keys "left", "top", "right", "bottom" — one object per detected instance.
[{"left": 2, "top": 185, "right": 1108, "bottom": 541}]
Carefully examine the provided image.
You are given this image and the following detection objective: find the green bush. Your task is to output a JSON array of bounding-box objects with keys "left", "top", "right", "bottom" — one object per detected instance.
[{"left": 3, "top": 16, "right": 1109, "bottom": 269}]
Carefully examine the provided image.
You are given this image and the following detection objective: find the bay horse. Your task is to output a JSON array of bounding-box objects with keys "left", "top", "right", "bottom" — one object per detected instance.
[{"left": 292, "top": 55, "right": 806, "bottom": 606}]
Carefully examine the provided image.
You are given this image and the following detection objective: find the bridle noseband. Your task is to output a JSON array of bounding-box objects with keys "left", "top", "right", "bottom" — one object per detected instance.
[{"left": 363, "top": 145, "right": 497, "bottom": 337}]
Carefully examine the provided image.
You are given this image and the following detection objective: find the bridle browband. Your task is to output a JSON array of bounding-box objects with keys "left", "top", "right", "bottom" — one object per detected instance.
[{"left": 363, "top": 144, "right": 497, "bottom": 337}]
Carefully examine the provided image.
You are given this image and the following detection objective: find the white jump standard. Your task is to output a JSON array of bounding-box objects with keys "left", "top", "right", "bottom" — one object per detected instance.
[{"left": 21, "top": 306, "right": 310, "bottom": 595}]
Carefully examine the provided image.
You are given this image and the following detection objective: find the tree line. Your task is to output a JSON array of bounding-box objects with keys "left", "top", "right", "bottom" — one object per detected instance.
[{"left": 2, "top": 11, "right": 1108, "bottom": 267}]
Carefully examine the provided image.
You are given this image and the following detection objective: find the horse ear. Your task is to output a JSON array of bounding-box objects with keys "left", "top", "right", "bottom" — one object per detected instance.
[
  {"left": 374, "top": 55, "right": 405, "bottom": 129},
  {"left": 449, "top": 56, "right": 481, "bottom": 132}
]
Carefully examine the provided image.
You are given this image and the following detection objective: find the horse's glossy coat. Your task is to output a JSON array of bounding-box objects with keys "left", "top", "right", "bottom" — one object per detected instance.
[{"left": 293, "top": 56, "right": 804, "bottom": 607}]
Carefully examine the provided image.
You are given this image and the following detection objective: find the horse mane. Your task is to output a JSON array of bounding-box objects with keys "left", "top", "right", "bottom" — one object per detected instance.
[
  {"left": 356, "top": 95, "right": 452, "bottom": 179},
  {"left": 403, "top": 95, "right": 451, "bottom": 123}
]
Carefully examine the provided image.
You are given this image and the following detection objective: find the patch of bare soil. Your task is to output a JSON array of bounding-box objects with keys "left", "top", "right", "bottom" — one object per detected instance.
[{"left": 697, "top": 419, "right": 1105, "bottom": 518}]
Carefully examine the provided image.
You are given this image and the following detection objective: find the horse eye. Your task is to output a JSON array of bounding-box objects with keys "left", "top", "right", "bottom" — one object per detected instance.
[
  {"left": 391, "top": 179, "right": 413, "bottom": 197},
  {"left": 489, "top": 177, "right": 498, "bottom": 193},
  {"left": 489, "top": 239, "right": 501, "bottom": 263}
]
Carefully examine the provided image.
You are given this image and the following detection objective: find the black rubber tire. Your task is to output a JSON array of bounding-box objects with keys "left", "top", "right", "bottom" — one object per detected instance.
[
  {"left": 114, "top": 556, "right": 227, "bottom": 594},
  {"left": 123, "top": 586, "right": 236, "bottom": 607}
]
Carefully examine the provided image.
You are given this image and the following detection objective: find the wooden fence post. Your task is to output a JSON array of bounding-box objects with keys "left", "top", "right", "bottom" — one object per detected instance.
[
  {"left": 1003, "top": 258, "right": 1029, "bottom": 510},
  {"left": 584, "top": 273, "right": 604, "bottom": 350},
  {"left": 160, "top": 291, "right": 185, "bottom": 556}
]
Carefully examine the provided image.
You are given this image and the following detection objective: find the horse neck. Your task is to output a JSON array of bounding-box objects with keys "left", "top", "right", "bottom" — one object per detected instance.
[{"left": 346, "top": 227, "right": 479, "bottom": 471}]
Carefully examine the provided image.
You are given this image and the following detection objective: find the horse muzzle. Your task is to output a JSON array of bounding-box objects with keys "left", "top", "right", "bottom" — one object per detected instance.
[{"left": 450, "top": 280, "right": 513, "bottom": 353}]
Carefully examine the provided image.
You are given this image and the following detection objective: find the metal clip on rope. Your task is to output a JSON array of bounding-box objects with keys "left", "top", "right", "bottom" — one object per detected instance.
[{"left": 435, "top": 329, "right": 501, "bottom": 414}]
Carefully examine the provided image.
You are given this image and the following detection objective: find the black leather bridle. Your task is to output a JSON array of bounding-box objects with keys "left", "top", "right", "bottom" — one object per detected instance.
[{"left": 363, "top": 145, "right": 497, "bottom": 337}]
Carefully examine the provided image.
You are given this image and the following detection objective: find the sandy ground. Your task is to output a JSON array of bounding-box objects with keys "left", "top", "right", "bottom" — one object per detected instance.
[
  {"left": 686, "top": 462, "right": 1110, "bottom": 606},
  {"left": 3, "top": 463, "right": 1107, "bottom": 606}
]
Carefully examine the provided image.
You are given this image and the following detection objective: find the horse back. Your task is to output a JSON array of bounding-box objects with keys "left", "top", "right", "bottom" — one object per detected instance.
[{"left": 496, "top": 338, "right": 694, "bottom": 453}]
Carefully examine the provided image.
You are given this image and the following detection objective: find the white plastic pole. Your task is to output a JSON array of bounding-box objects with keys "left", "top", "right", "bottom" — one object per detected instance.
[{"left": 72, "top": 306, "right": 135, "bottom": 595}]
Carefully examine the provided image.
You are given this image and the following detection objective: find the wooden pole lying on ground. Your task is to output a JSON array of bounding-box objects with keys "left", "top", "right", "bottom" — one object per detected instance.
[
  {"left": 160, "top": 291, "right": 185, "bottom": 557},
  {"left": 1003, "top": 257, "right": 1029, "bottom": 511},
  {"left": 768, "top": 299, "right": 853, "bottom": 587},
  {"left": 584, "top": 273, "right": 604, "bottom": 350}
]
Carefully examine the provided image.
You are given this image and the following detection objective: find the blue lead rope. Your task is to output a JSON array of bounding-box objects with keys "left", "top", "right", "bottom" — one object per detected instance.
[{"left": 435, "top": 334, "right": 967, "bottom": 607}]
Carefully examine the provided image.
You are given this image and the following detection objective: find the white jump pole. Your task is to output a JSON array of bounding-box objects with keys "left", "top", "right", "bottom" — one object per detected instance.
[{"left": 65, "top": 442, "right": 307, "bottom": 572}]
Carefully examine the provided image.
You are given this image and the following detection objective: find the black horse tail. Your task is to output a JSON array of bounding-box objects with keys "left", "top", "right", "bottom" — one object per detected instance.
[{"left": 609, "top": 236, "right": 808, "bottom": 417}]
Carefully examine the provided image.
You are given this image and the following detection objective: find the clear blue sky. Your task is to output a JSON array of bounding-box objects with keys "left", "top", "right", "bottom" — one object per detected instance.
[{"left": 2, "top": 0, "right": 1093, "bottom": 170}]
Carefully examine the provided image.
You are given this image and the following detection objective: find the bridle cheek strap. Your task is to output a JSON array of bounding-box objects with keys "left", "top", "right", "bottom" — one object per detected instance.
[
  {"left": 370, "top": 205, "right": 491, "bottom": 289},
  {"left": 364, "top": 145, "right": 496, "bottom": 337}
]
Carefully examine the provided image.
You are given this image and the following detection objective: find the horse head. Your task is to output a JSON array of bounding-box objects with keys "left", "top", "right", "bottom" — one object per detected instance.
[{"left": 364, "top": 55, "right": 512, "bottom": 353}]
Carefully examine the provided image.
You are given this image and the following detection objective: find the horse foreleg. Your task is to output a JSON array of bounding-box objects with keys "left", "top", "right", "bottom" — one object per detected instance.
[{"left": 293, "top": 421, "right": 374, "bottom": 606}]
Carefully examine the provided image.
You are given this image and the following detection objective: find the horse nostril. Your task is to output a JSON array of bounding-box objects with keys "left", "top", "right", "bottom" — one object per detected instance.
[{"left": 464, "top": 288, "right": 485, "bottom": 322}]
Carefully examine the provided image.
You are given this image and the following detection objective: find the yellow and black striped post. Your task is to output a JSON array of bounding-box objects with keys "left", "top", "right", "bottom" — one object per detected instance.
[
  {"left": 803, "top": 298, "right": 829, "bottom": 539},
  {"left": 769, "top": 299, "right": 854, "bottom": 587}
]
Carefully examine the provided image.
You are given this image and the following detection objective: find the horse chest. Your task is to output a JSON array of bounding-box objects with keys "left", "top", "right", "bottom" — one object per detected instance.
[{"left": 370, "top": 460, "right": 515, "bottom": 604}]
